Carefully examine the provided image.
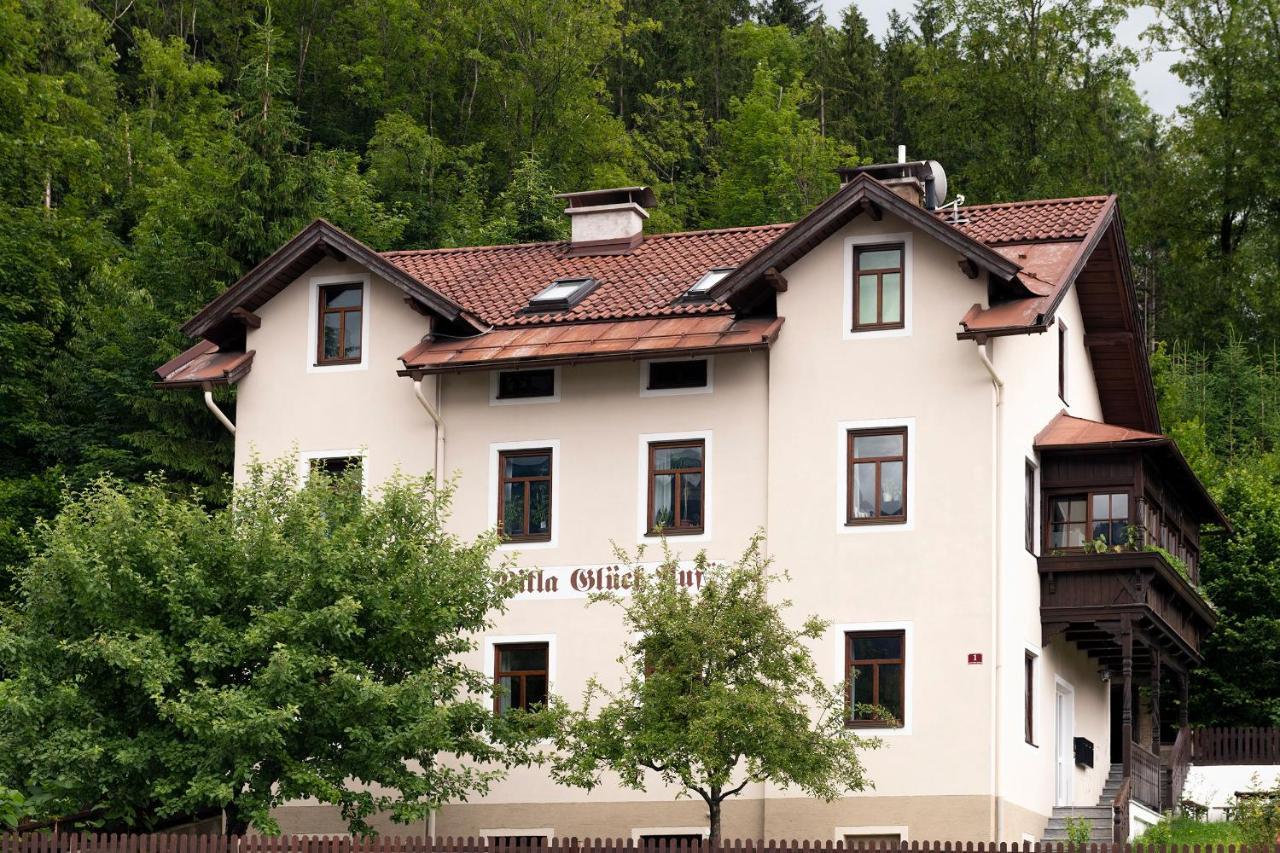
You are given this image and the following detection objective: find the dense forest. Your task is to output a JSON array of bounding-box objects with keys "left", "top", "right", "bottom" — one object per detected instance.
[{"left": 0, "top": 0, "right": 1276, "bottom": 724}]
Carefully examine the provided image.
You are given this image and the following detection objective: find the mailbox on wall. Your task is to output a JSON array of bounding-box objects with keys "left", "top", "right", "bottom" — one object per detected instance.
[{"left": 1073, "top": 736, "right": 1095, "bottom": 768}]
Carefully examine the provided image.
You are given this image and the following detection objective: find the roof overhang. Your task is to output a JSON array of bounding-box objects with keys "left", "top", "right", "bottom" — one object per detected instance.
[
  {"left": 153, "top": 340, "right": 256, "bottom": 389},
  {"left": 181, "top": 219, "right": 482, "bottom": 345},
  {"left": 399, "top": 316, "right": 783, "bottom": 376},
  {"left": 708, "top": 173, "right": 1024, "bottom": 311}
]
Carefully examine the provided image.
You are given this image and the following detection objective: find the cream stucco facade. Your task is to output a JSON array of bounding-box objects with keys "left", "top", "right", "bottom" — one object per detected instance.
[{"left": 223, "top": 204, "right": 1123, "bottom": 843}]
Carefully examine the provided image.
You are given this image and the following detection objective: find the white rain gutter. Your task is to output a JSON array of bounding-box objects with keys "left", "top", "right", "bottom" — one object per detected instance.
[
  {"left": 975, "top": 339, "right": 1004, "bottom": 841},
  {"left": 202, "top": 387, "right": 237, "bottom": 435},
  {"left": 414, "top": 376, "right": 445, "bottom": 479}
]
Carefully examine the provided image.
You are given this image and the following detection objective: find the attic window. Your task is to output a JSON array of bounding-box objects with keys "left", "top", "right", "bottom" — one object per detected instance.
[
  {"left": 686, "top": 268, "right": 734, "bottom": 299},
  {"left": 527, "top": 277, "right": 597, "bottom": 312}
]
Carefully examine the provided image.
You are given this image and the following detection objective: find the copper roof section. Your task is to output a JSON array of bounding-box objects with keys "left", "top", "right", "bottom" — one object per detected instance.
[
  {"left": 399, "top": 315, "right": 784, "bottom": 375},
  {"left": 154, "top": 340, "right": 255, "bottom": 389},
  {"left": 1035, "top": 412, "right": 1229, "bottom": 530},
  {"left": 384, "top": 224, "right": 788, "bottom": 327}
]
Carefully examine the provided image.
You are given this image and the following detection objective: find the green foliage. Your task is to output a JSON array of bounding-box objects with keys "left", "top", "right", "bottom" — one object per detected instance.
[
  {"left": 0, "top": 786, "right": 26, "bottom": 829},
  {"left": 1064, "top": 815, "right": 1092, "bottom": 846},
  {"left": 1135, "top": 814, "right": 1249, "bottom": 846},
  {"left": 0, "top": 459, "right": 534, "bottom": 831},
  {"left": 547, "top": 536, "right": 877, "bottom": 842},
  {"left": 1233, "top": 781, "right": 1280, "bottom": 846}
]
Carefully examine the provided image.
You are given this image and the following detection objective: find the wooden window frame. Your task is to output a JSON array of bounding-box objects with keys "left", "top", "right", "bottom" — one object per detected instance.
[
  {"left": 497, "top": 448, "right": 553, "bottom": 543},
  {"left": 317, "top": 283, "right": 364, "bottom": 366},
  {"left": 1045, "top": 490, "right": 1131, "bottom": 551},
  {"left": 1058, "top": 320, "right": 1068, "bottom": 403},
  {"left": 1025, "top": 460, "right": 1037, "bottom": 554},
  {"left": 646, "top": 439, "right": 705, "bottom": 536},
  {"left": 845, "top": 427, "right": 908, "bottom": 526},
  {"left": 844, "top": 629, "right": 906, "bottom": 729},
  {"left": 851, "top": 243, "right": 906, "bottom": 332},
  {"left": 1024, "top": 650, "right": 1037, "bottom": 746},
  {"left": 492, "top": 641, "right": 549, "bottom": 716}
]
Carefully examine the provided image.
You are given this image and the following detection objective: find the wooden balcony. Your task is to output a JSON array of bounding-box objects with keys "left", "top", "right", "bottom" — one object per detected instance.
[{"left": 1039, "top": 549, "right": 1216, "bottom": 671}]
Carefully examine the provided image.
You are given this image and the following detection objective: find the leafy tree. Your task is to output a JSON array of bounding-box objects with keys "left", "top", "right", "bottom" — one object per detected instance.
[
  {"left": 548, "top": 537, "right": 877, "bottom": 843},
  {"left": 704, "top": 63, "right": 854, "bottom": 226},
  {"left": 0, "top": 459, "right": 534, "bottom": 832}
]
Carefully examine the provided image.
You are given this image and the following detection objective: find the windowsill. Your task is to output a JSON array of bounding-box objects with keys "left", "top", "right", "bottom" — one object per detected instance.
[
  {"left": 849, "top": 324, "right": 906, "bottom": 334},
  {"left": 845, "top": 518, "right": 908, "bottom": 527},
  {"left": 1026, "top": 740, "right": 1039, "bottom": 749},
  {"left": 646, "top": 528, "right": 705, "bottom": 537},
  {"left": 845, "top": 721, "right": 905, "bottom": 731},
  {"left": 316, "top": 358, "right": 362, "bottom": 367}
]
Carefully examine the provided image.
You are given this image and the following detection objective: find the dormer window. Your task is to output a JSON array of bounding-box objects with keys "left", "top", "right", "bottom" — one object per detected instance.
[
  {"left": 527, "top": 277, "right": 597, "bottom": 312},
  {"left": 686, "top": 267, "right": 733, "bottom": 299}
]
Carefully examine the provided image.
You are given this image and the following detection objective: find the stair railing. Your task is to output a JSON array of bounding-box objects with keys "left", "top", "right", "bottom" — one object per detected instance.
[
  {"left": 1169, "top": 725, "right": 1193, "bottom": 813},
  {"left": 1112, "top": 774, "right": 1131, "bottom": 843}
]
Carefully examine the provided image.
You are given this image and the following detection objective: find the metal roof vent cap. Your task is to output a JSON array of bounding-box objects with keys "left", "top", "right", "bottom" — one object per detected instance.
[{"left": 555, "top": 186, "right": 657, "bottom": 256}]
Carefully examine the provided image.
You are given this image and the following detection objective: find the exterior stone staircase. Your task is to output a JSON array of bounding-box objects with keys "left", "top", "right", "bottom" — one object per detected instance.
[{"left": 1041, "top": 764, "right": 1122, "bottom": 842}]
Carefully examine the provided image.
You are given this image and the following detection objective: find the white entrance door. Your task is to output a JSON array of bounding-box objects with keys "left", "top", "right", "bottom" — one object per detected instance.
[{"left": 1055, "top": 682, "right": 1075, "bottom": 806}]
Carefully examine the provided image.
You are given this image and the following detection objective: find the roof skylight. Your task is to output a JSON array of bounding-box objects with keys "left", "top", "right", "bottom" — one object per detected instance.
[
  {"left": 687, "top": 267, "right": 734, "bottom": 298},
  {"left": 527, "top": 277, "right": 598, "bottom": 312}
]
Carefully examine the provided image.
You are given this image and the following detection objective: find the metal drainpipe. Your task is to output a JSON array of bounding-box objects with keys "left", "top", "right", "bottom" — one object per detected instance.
[
  {"left": 414, "top": 375, "right": 445, "bottom": 480},
  {"left": 202, "top": 384, "right": 236, "bottom": 435},
  {"left": 975, "top": 339, "right": 1004, "bottom": 841}
]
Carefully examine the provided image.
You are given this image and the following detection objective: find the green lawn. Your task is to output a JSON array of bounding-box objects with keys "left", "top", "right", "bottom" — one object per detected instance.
[{"left": 1135, "top": 815, "right": 1250, "bottom": 846}]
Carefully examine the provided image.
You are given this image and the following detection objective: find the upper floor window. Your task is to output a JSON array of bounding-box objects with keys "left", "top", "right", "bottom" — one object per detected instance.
[
  {"left": 846, "top": 427, "right": 907, "bottom": 525},
  {"left": 645, "top": 358, "right": 709, "bottom": 393},
  {"left": 317, "top": 283, "right": 363, "bottom": 365},
  {"left": 1025, "top": 460, "right": 1038, "bottom": 554},
  {"left": 498, "top": 449, "right": 553, "bottom": 542},
  {"left": 845, "top": 630, "right": 905, "bottom": 728},
  {"left": 495, "top": 367, "right": 557, "bottom": 402},
  {"left": 493, "top": 642, "right": 548, "bottom": 715},
  {"left": 647, "top": 439, "right": 704, "bottom": 535},
  {"left": 1024, "top": 650, "right": 1037, "bottom": 745},
  {"left": 852, "top": 244, "right": 904, "bottom": 331},
  {"left": 1049, "top": 491, "right": 1129, "bottom": 549}
]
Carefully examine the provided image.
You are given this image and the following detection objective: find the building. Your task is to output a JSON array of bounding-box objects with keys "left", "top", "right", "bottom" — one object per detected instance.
[{"left": 156, "top": 163, "right": 1227, "bottom": 843}]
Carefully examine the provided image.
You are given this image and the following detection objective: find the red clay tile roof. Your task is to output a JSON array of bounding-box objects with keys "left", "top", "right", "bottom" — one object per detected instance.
[
  {"left": 943, "top": 196, "right": 1111, "bottom": 245},
  {"left": 400, "top": 316, "right": 783, "bottom": 373},
  {"left": 383, "top": 224, "right": 790, "bottom": 328}
]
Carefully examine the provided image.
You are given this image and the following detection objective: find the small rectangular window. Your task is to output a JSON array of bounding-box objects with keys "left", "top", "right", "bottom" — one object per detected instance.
[
  {"left": 852, "top": 245, "right": 905, "bottom": 331},
  {"left": 498, "top": 449, "right": 553, "bottom": 542},
  {"left": 845, "top": 630, "right": 905, "bottom": 727},
  {"left": 686, "top": 267, "right": 734, "bottom": 298},
  {"left": 1025, "top": 460, "right": 1037, "bottom": 554},
  {"left": 1049, "top": 492, "right": 1129, "bottom": 549},
  {"left": 497, "top": 368, "right": 556, "bottom": 400},
  {"left": 527, "top": 277, "right": 597, "bottom": 312},
  {"left": 489, "top": 839, "right": 546, "bottom": 851},
  {"left": 843, "top": 835, "right": 902, "bottom": 849},
  {"left": 308, "top": 455, "right": 363, "bottom": 494},
  {"left": 846, "top": 428, "right": 907, "bottom": 524},
  {"left": 647, "top": 359, "right": 708, "bottom": 391},
  {"left": 1025, "top": 651, "right": 1036, "bottom": 745},
  {"left": 493, "top": 642, "right": 549, "bottom": 715},
  {"left": 1058, "top": 320, "right": 1068, "bottom": 403},
  {"left": 647, "top": 439, "right": 705, "bottom": 535},
  {"left": 317, "top": 283, "right": 363, "bottom": 364}
]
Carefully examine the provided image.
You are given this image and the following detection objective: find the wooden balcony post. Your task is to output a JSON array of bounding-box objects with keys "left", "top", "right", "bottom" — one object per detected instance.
[
  {"left": 1151, "top": 647, "right": 1162, "bottom": 810},
  {"left": 1121, "top": 615, "right": 1133, "bottom": 782},
  {"left": 1179, "top": 672, "right": 1189, "bottom": 729}
]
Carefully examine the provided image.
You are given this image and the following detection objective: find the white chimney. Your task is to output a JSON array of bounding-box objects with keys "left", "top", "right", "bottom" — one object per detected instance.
[{"left": 556, "top": 186, "right": 657, "bottom": 256}]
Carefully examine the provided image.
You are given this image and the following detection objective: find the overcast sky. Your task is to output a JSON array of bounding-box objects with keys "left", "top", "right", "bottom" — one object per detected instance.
[{"left": 817, "top": 0, "right": 1191, "bottom": 116}]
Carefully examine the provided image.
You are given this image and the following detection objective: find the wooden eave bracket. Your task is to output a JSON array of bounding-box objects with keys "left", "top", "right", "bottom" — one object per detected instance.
[
  {"left": 864, "top": 199, "right": 883, "bottom": 221},
  {"left": 230, "top": 307, "right": 261, "bottom": 329},
  {"left": 764, "top": 267, "right": 788, "bottom": 292},
  {"left": 957, "top": 258, "right": 980, "bottom": 279}
]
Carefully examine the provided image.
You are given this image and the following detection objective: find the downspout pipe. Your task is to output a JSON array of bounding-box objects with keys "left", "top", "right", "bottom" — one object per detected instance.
[
  {"left": 975, "top": 339, "right": 1004, "bottom": 841},
  {"left": 202, "top": 384, "right": 236, "bottom": 435},
  {"left": 414, "top": 375, "right": 445, "bottom": 480}
]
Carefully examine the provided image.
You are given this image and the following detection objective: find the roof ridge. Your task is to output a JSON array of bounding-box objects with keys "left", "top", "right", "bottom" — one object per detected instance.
[
  {"left": 646, "top": 222, "right": 793, "bottom": 239},
  {"left": 955, "top": 194, "right": 1113, "bottom": 212},
  {"left": 380, "top": 222, "right": 792, "bottom": 258}
]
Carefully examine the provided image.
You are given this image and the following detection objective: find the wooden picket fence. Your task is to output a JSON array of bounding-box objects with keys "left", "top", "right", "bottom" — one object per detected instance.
[
  {"left": 3, "top": 837, "right": 1280, "bottom": 853},
  {"left": 1193, "top": 727, "right": 1280, "bottom": 765}
]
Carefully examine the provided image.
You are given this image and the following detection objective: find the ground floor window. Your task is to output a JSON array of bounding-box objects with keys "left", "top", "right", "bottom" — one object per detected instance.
[
  {"left": 493, "top": 642, "right": 549, "bottom": 715},
  {"left": 842, "top": 834, "right": 902, "bottom": 848},
  {"left": 844, "top": 630, "right": 906, "bottom": 727}
]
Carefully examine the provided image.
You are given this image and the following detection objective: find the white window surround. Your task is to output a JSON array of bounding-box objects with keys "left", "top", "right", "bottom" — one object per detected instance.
[
  {"left": 483, "top": 633, "right": 557, "bottom": 698},
  {"left": 1026, "top": 455, "right": 1040, "bottom": 557},
  {"left": 834, "top": 826, "right": 909, "bottom": 844},
  {"left": 489, "top": 366, "right": 562, "bottom": 406},
  {"left": 842, "top": 232, "right": 914, "bottom": 341},
  {"left": 306, "top": 272, "right": 372, "bottom": 373},
  {"left": 637, "top": 430, "right": 713, "bottom": 543},
  {"left": 639, "top": 356, "right": 714, "bottom": 398},
  {"left": 298, "top": 447, "right": 368, "bottom": 494},
  {"left": 833, "top": 620, "right": 914, "bottom": 736},
  {"left": 489, "top": 439, "right": 561, "bottom": 551},
  {"left": 835, "top": 417, "right": 916, "bottom": 534},
  {"left": 630, "top": 828, "right": 710, "bottom": 842},
  {"left": 480, "top": 829, "right": 554, "bottom": 840}
]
